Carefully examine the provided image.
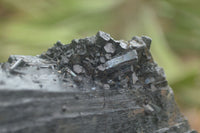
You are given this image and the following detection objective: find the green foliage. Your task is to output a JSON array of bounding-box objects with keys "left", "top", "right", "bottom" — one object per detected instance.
[
  {"left": 0, "top": 0, "right": 122, "bottom": 60},
  {"left": 159, "top": 0, "right": 200, "bottom": 53}
]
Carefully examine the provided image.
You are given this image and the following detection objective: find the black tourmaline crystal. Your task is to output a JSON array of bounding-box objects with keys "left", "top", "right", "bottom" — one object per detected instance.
[{"left": 0, "top": 31, "right": 197, "bottom": 133}]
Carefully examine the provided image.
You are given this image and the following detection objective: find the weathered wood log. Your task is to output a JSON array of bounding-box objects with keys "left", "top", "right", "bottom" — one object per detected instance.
[{"left": 0, "top": 31, "right": 197, "bottom": 133}]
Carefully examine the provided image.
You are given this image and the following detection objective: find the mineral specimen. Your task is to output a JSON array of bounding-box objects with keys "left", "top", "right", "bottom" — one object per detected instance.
[{"left": 0, "top": 31, "right": 197, "bottom": 133}]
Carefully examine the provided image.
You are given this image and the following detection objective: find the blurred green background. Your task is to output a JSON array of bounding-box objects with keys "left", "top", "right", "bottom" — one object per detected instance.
[{"left": 0, "top": 0, "right": 200, "bottom": 130}]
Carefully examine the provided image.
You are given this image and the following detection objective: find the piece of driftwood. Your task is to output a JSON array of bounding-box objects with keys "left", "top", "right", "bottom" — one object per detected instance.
[{"left": 0, "top": 31, "right": 197, "bottom": 133}]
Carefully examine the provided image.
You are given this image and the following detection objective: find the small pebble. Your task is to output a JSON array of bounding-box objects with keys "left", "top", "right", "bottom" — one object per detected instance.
[
  {"left": 129, "top": 40, "right": 142, "bottom": 49},
  {"left": 97, "top": 65, "right": 105, "bottom": 71},
  {"left": 97, "top": 31, "right": 110, "bottom": 41},
  {"left": 73, "top": 65, "right": 85, "bottom": 74},
  {"left": 91, "top": 87, "right": 96, "bottom": 90},
  {"left": 132, "top": 73, "right": 138, "bottom": 84},
  {"left": 144, "top": 104, "right": 154, "bottom": 112},
  {"left": 96, "top": 53, "right": 100, "bottom": 57},
  {"left": 103, "top": 84, "right": 110, "bottom": 90},
  {"left": 104, "top": 43, "right": 115, "bottom": 53},
  {"left": 100, "top": 57, "right": 106, "bottom": 63},
  {"left": 105, "top": 54, "right": 112, "bottom": 60},
  {"left": 141, "top": 36, "right": 152, "bottom": 49},
  {"left": 132, "top": 36, "right": 143, "bottom": 44},
  {"left": 119, "top": 40, "right": 128, "bottom": 49}
]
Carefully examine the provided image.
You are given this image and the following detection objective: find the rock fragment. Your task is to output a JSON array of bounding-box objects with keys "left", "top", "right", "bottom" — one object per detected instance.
[
  {"left": 104, "top": 43, "right": 115, "bottom": 53},
  {"left": 103, "top": 84, "right": 110, "bottom": 90},
  {"left": 105, "top": 50, "right": 138, "bottom": 70},
  {"left": 144, "top": 104, "right": 154, "bottom": 112},
  {"left": 105, "top": 54, "right": 112, "bottom": 60},
  {"left": 73, "top": 65, "right": 85, "bottom": 74},
  {"left": 97, "top": 64, "right": 105, "bottom": 71},
  {"left": 132, "top": 36, "right": 144, "bottom": 44},
  {"left": 10, "top": 58, "right": 25, "bottom": 71},
  {"left": 119, "top": 40, "right": 128, "bottom": 49},
  {"left": 129, "top": 40, "right": 144, "bottom": 49},
  {"left": 65, "top": 67, "right": 77, "bottom": 77},
  {"left": 99, "top": 57, "right": 106, "bottom": 63},
  {"left": 97, "top": 31, "right": 111, "bottom": 41},
  {"left": 132, "top": 73, "right": 138, "bottom": 84},
  {"left": 142, "top": 36, "right": 152, "bottom": 49}
]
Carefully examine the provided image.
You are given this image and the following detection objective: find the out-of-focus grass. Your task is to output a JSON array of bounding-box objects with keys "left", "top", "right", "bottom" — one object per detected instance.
[{"left": 0, "top": 0, "right": 122, "bottom": 61}]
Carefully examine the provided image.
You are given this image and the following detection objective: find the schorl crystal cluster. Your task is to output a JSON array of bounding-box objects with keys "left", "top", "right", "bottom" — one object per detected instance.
[
  {"left": 41, "top": 31, "right": 166, "bottom": 91},
  {"left": 0, "top": 31, "right": 197, "bottom": 133}
]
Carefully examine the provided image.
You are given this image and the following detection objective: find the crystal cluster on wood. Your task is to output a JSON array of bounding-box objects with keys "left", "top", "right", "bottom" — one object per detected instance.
[{"left": 0, "top": 31, "right": 197, "bottom": 133}]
